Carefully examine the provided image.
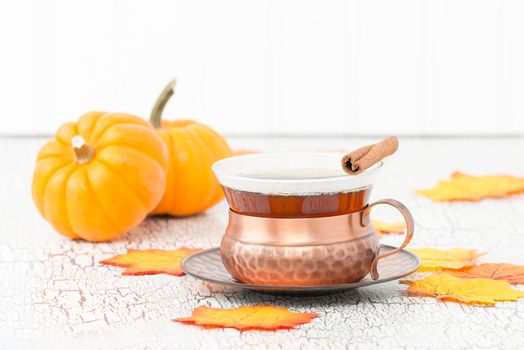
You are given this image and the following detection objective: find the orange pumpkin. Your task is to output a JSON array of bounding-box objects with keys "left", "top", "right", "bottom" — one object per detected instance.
[
  {"left": 149, "top": 80, "right": 232, "bottom": 216},
  {"left": 32, "top": 112, "right": 168, "bottom": 241}
]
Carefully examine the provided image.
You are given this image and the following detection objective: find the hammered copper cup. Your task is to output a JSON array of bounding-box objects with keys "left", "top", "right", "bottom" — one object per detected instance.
[{"left": 212, "top": 153, "right": 414, "bottom": 287}]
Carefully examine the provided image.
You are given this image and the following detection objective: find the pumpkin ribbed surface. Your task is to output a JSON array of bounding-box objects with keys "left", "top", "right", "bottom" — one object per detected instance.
[
  {"left": 148, "top": 80, "right": 232, "bottom": 216},
  {"left": 32, "top": 112, "right": 168, "bottom": 241},
  {"left": 150, "top": 119, "right": 231, "bottom": 216}
]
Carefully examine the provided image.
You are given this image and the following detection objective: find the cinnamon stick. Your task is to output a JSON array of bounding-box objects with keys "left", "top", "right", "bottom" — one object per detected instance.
[{"left": 341, "top": 136, "right": 398, "bottom": 175}]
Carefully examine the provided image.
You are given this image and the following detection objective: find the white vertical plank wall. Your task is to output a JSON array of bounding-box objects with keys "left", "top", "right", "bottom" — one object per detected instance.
[{"left": 0, "top": 0, "right": 523, "bottom": 136}]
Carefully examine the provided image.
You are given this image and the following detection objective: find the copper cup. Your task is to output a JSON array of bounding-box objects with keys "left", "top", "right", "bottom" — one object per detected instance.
[{"left": 213, "top": 153, "right": 414, "bottom": 286}]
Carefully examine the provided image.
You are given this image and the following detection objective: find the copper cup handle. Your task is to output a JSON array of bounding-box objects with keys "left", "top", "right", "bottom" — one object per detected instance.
[{"left": 361, "top": 199, "right": 414, "bottom": 280}]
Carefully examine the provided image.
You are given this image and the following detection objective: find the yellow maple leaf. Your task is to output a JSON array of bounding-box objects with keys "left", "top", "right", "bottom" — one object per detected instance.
[
  {"left": 372, "top": 219, "right": 406, "bottom": 235},
  {"left": 100, "top": 248, "right": 202, "bottom": 276},
  {"left": 401, "top": 273, "right": 524, "bottom": 306},
  {"left": 416, "top": 172, "right": 524, "bottom": 201},
  {"left": 408, "top": 247, "right": 483, "bottom": 271},
  {"left": 174, "top": 305, "right": 318, "bottom": 331}
]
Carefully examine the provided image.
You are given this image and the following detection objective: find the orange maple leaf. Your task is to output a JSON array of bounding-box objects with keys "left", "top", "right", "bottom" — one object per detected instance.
[
  {"left": 401, "top": 273, "right": 524, "bottom": 306},
  {"left": 446, "top": 263, "right": 524, "bottom": 285},
  {"left": 231, "top": 149, "right": 259, "bottom": 156},
  {"left": 100, "top": 248, "right": 202, "bottom": 276},
  {"left": 416, "top": 172, "right": 524, "bottom": 201},
  {"left": 174, "top": 305, "right": 318, "bottom": 331},
  {"left": 372, "top": 219, "right": 406, "bottom": 235},
  {"left": 408, "top": 247, "right": 484, "bottom": 271}
]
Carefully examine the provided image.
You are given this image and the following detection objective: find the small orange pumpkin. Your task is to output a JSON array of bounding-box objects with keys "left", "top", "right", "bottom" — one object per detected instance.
[
  {"left": 32, "top": 112, "right": 168, "bottom": 241},
  {"left": 149, "top": 80, "right": 232, "bottom": 216}
]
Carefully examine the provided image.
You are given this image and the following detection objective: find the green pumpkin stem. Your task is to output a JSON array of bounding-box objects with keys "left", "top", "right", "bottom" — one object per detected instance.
[{"left": 150, "top": 79, "right": 177, "bottom": 128}]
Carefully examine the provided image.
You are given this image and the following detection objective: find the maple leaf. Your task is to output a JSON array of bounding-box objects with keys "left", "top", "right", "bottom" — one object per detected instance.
[
  {"left": 174, "top": 305, "right": 318, "bottom": 331},
  {"left": 416, "top": 172, "right": 524, "bottom": 201},
  {"left": 372, "top": 219, "right": 406, "bottom": 235},
  {"left": 231, "top": 149, "right": 258, "bottom": 156},
  {"left": 446, "top": 263, "right": 524, "bottom": 285},
  {"left": 100, "top": 248, "right": 202, "bottom": 276},
  {"left": 401, "top": 273, "right": 524, "bottom": 306},
  {"left": 408, "top": 247, "right": 483, "bottom": 272}
]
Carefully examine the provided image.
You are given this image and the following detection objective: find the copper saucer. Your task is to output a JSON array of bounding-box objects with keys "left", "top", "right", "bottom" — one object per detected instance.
[{"left": 182, "top": 244, "right": 419, "bottom": 296}]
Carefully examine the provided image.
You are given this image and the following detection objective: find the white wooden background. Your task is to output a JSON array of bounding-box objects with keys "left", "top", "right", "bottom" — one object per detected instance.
[{"left": 1, "top": 0, "right": 524, "bottom": 136}]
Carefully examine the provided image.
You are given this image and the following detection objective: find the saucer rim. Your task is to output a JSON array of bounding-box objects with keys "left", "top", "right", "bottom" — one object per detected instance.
[{"left": 182, "top": 244, "right": 420, "bottom": 292}]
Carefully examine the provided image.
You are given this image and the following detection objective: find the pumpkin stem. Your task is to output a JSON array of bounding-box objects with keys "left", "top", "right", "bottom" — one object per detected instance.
[
  {"left": 150, "top": 79, "right": 177, "bottom": 128},
  {"left": 71, "top": 135, "right": 93, "bottom": 164}
]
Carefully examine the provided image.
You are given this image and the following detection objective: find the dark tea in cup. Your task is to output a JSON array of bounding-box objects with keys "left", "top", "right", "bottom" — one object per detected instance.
[
  {"left": 223, "top": 168, "right": 371, "bottom": 218},
  {"left": 223, "top": 188, "right": 371, "bottom": 218}
]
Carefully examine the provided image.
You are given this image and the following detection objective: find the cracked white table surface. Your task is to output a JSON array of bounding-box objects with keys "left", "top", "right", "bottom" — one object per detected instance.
[{"left": 1, "top": 136, "right": 524, "bottom": 350}]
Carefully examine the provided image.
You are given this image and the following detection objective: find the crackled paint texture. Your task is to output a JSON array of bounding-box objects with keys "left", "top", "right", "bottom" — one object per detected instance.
[{"left": 1, "top": 138, "right": 524, "bottom": 349}]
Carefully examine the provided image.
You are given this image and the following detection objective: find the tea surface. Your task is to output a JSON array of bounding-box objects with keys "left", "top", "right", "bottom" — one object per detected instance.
[{"left": 240, "top": 168, "right": 346, "bottom": 179}]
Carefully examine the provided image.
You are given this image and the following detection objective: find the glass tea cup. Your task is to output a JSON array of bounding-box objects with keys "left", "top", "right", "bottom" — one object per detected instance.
[{"left": 212, "top": 152, "right": 414, "bottom": 286}]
